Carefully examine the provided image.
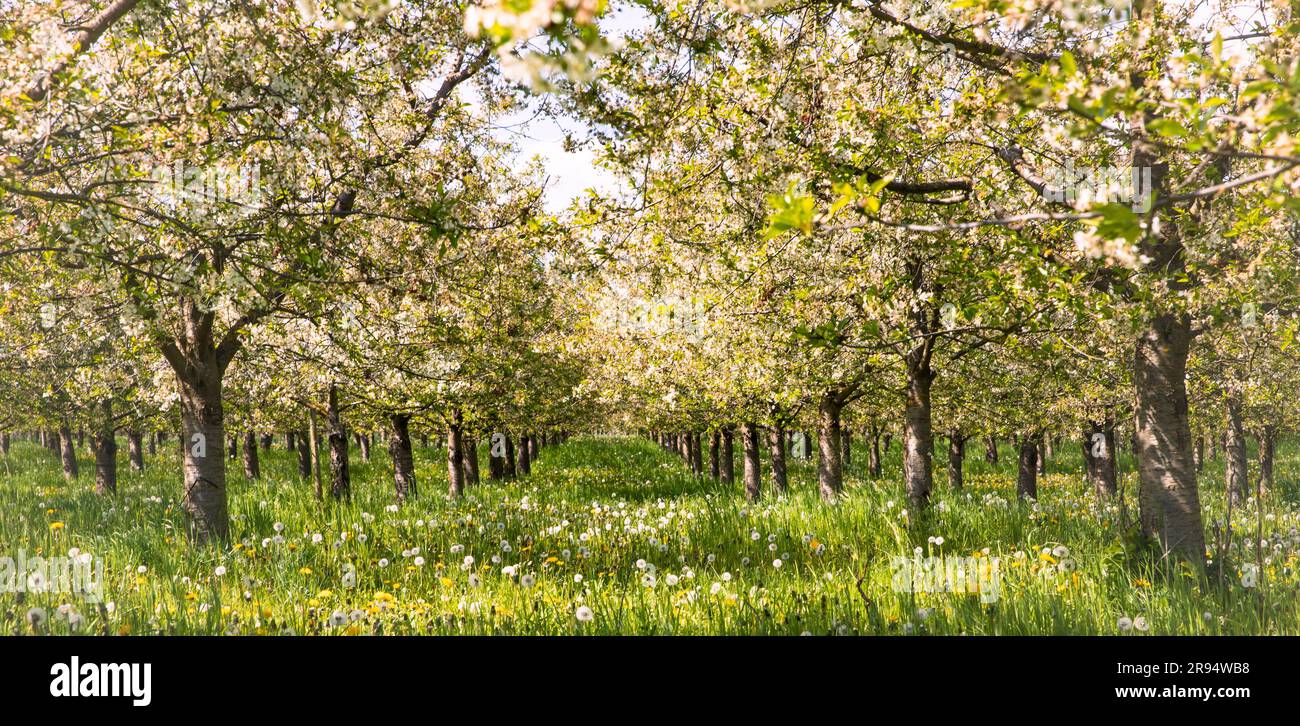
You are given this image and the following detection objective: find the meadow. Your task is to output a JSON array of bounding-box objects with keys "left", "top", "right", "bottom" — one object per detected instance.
[{"left": 1, "top": 435, "right": 1296, "bottom": 636}]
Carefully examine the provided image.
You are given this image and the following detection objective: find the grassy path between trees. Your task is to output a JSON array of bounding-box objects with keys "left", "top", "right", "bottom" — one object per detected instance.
[{"left": 1, "top": 435, "right": 1297, "bottom": 634}]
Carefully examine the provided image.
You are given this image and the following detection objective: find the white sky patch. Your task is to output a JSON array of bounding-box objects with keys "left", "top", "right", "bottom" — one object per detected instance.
[{"left": 485, "top": 2, "right": 651, "bottom": 213}]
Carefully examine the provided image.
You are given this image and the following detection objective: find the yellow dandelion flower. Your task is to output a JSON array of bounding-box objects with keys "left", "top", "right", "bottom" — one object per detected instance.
[
  {"left": 49, "top": 521, "right": 65, "bottom": 531},
  {"left": 299, "top": 567, "right": 313, "bottom": 575}
]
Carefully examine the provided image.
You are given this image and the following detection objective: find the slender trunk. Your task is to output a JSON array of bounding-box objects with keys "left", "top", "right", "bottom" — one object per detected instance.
[
  {"left": 946, "top": 429, "right": 965, "bottom": 490},
  {"left": 92, "top": 399, "right": 116, "bottom": 495},
  {"left": 447, "top": 410, "right": 465, "bottom": 498},
  {"left": 462, "top": 434, "right": 480, "bottom": 486},
  {"left": 984, "top": 435, "right": 998, "bottom": 464},
  {"left": 1224, "top": 391, "right": 1247, "bottom": 505},
  {"left": 296, "top": 429, "right": 311, "bottom": 480},
  {"left": 1016, "top": 435, "right": 1038, "bottom": 499},
  {"left": 517, "top": 433, "right": 532, "bottom": 476},
  {"left": 528, "top": 433, "right": 538, "bottom": 463},
  {"left": 1258, "top": 425, "right": 1276, "bottom": 494},
  {"left": 817, "top": 392, "right": 843, "bottom": 501},
  {"left": 488, "top": 432, "right": 505, "bottom": 480},
  {"left": 327, "top": 385, "right": 350, "bottom": 501},
  {"left": 147, "top": 431, "right": 157, "bottom": 456},
  {"left": 903, "top": 368, "right": 935, "bottom": 509},
  {"left": 242, "top": 430, "right": 260, "bottom": 480},
  {"left": 127, "top": 430, "right": 144, "bottom": 472},
  {"left": 1036, "top": 431, "right": 1047, "bottom": 476},
  {"left": 58, "top": 421, "right": 79, "bottom": 481},
  {"left": 389, "top": 414, "right": 416, "bottom": 501},
  {"left": 356, "top": 432, "right": 371, "bottom": 463},
  {"left": 767, "top": 425, "right": 787, "bottom": 494},
  {"left": 504, "top": 433, "right": 517, "bottom": 478},
  {"left": 741, "top": 422, "right": 761, "bottom": 501},
  {"left": 309, "top": 412, "right": 323, "bottom": 499},
  {"left": 868, "top": 427, "right": 882, "bottom": 477},
  {"left": 709, "top": 430, "right": 720, "bottom": 480},
  {"left": 690, "top": 431, "right": 703, "bottom": 475},
  {"left": 1133, "top": 312, "right": 1206, "bottom": 564},
  {"left": 720, "top": 427, "right": 735, "bottom": 484}
]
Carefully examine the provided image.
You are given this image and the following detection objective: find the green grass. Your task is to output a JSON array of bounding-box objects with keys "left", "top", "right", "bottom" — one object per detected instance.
[{"left": 1, "top": 433, "right": 1297, "bottom": 635}]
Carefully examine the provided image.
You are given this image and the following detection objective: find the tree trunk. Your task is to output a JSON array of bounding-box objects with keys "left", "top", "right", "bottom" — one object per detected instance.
[
  {"left": 903, "top": 368, "right": 935, "bottom": 509},
  {"left": 528, "top": 433, "right": 539, "bottom": 463},
  {"left": 517, "top": 433, "right": 532, "bottom": 476},
  {"left": 308, "top": 412, "right": 322, "bottom": 499},
  {"left": 356, "top": 432, "right": 371, "bottom": 463},
  {"left": 462, "top": 434, "right": 480, "bottom": 486},
  {"left": 58, "top": 421, "right": 79, "bottom": 481},
  {"left": 447, "top": 410, "right": 465, "bottom": 498},
  {"left": 1258, "top": 425, "right": 1277, "bottom": 494},
  {"left": 92, "top": 399, "right": 116, "bottom": 495},
  {"left": 946, "top": 429, "right": 965, "bottom": 490},
  {"left": 1133, "top": 312, "right": 1205, "bottom": 565},
  {"left": 867, "top": 427, "right": 882, "bottom": 477},
  {"left": 504, "top": 433, "right": 517, "bottom": 478},
  {"left": 389, "top": 414, "right": 416, "bottom": 501},
  {"left": 1224, "top": 391, "right": 1247, "bottom": 505},
  {"left": 488, "top": 432, "right": 505, "bottom": 480},
  {"left": 690, "top": 431, "right": 703, "bottom": 475},
  {"left": 984, "top": 435, "right": 998, "bottom": 464},
  {"left": 148, "top": 431, "right": 157, "bottom": 456},
  {"left": 176, "top": 371, "right": 228, "bottom": 541},
  {"left": 1016, "top": 435, "right": 1038, "bottom": 500},
  {"left": 709, "top": 430, "right": 720, "bottom": 480},
  {"left": 296, "top": 429, "right": 311, "bottom": 480},
  {"left": 767, "top": 425, "right": 787, "bottom": 494},
  {"left": 1084, "top": 419, "right": 1118, "bottom": 498},
  {"left": 817, "top": 392, "right": 843, "bottom": 501},
  {"left": 127, "top": 430, "right": 144, "bottom": 472},
  {"left": 720, "top": 427, "right": 735, "bottom": 484},
  {"left": 1036, "top": 431, "right": 1047, "bottom": 476},
  {"left": 327, "top": 384, "right": 350, "bottom": 500},
  {"left": 242, "top": 430, "right": 260, "bottom": 480},
  {"left": 741, "top": 422, "right": 761, "bottom": 501}
]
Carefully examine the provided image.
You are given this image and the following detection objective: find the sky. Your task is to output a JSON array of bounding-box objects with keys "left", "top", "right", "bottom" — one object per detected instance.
[{"left": 486, "top": 3, "right": 651, "bottom": 213}]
